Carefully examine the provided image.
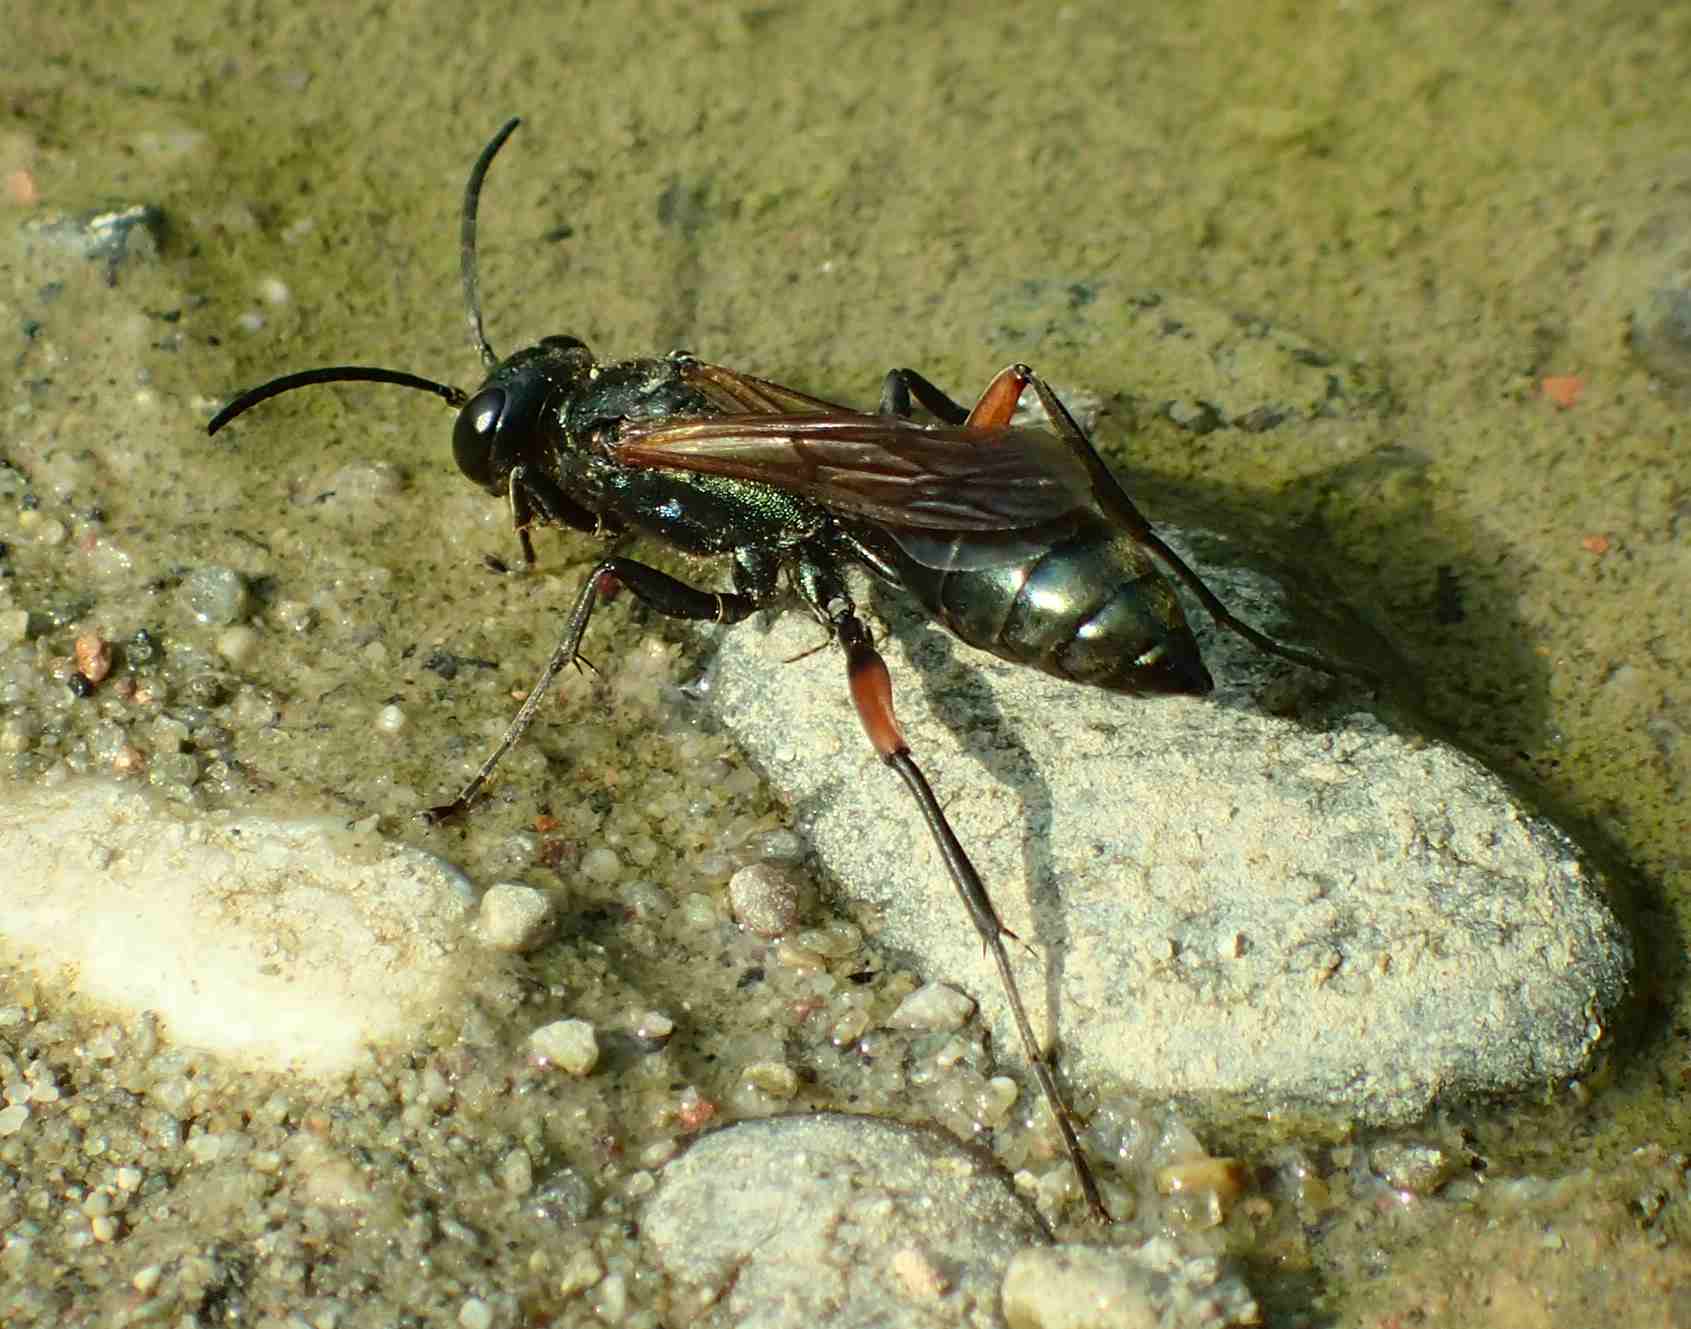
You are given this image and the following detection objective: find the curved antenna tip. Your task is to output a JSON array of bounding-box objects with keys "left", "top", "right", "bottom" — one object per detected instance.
[
  {"left": 461, "top": 118, "right": 524, "bottom": 371},
  {"left": 205, "top": 366, "right": 467, "bottom": 435}
]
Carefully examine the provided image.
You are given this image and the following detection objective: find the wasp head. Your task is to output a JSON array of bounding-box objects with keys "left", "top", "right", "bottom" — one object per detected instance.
[{"left": 452, "top": 335, "right": 594, "bottom": 495}]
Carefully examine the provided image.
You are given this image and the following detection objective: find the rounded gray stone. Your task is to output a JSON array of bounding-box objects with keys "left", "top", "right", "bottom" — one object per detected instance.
[
  {"left": 1002, "top": 1240, "right": 1258, "bottom": 1329},
  {"left": 706, "top": 525, "right": 1632, "bottom": 1125},
  {"left": 727, "top": 861, "right": 808, "bottom": 936},
  {"left": 644, "top": 1113, "right": 1045, "bottom": 1328}
]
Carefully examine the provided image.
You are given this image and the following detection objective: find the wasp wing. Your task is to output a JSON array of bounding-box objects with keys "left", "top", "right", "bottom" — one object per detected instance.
[
  {"left": 614, "top": 413, "right": 1098, "bottom": 534},
  {"left": 672, "top": 358, "right": 859, "bottom": 416}
]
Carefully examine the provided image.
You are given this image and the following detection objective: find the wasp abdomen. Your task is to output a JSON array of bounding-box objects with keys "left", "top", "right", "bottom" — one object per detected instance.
[{"left": 903, "top": 525, "right": 1215, "bottom": 697}]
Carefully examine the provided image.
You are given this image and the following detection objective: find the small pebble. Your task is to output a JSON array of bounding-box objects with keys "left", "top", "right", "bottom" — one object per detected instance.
[
  {"left": 187, "top": 1133, "right": 229, "bottom": 1164},
  {"left": 530, "top": 1019, "right": 598, "bottom": 1075},
  {"left": 890, "top": 1246, "right": 949, "bottom": 1300},
  {"left": 557, "top": 1248, "right": 604, "bottom": 1297},
  {"left": 19, "top": 510, "right": 67, "bottom": 545},
  {"left": 772, "top": 939, "right": 826, "bottom": 971},
  {"left": 475, "top": 882, "right": 554, "bottom": 952},
  {"left": 741, "top": 1060, "right": 799, "bottom": 1099},
  {"left": 743, "top": 827, "right": 807, "bottom": 864},
  {"left": 499, "top": 1148, "right": 534, "bottom": 1195},
  {"left": 830, "top": 1008, "right": 870, "bottom": 1046},
  {"left": 580, "top": 846, "right": 622, "bottom": 884},
  {"left": 74, "top": 633, "right": 112, "bottom": 684},
  {"left": 1155, "top": 1155, "right": 1247, "bottom": 1200},
  {"left": 273, "top": 599, "right": 317, "bottom": 633},
  {"left": 1369, "top": 1142, "right": 1459, "bottom": 1195},
  {"left": 634, "top": 1009, "right": 675, "bottom": 1041},
  {"left": 984, "top": 1076, "right": 1019, "bottom": 1123},
  {"left": 679, "top": 892, "right": 719, "bottom": 929},
  {"left": 181, "top": 566, "right": 250, "bottom": 626},
  {"left": 886, "top": 982, "right": 976, "bottom": 1032},
  {"left": 674, "top": 1087, "right": 718, "bottom": 1132},
  {"left": 796, "top": 921, "right": 862, "bottom": 958},
  {"left": 594, "top": 1272, "right": 628, "bottom": 1321},
  {"left": 1282, "top": 1156, "right": 1333, "bottom": 1215},
  {"left": 148, "top": 751, "right": 200, "bottom": 789},
  {"left": 727, "top": 862, "right": 806, "bottom": 936},
  {"left": 0, "top": 1104, "right": 30, "bottom": 1135},
  {"left": 457, "top": 1297, "right": 493, "bottom": 1329},
  {"left": 1155, "top": 1156, "right": 1249, "bottom": 1228},
  {"left": 640, "top": 1138, "right": 679, "bottom": 1168},
  {"left": 214, "top": 625, "right": 259, "bottom": 665}
]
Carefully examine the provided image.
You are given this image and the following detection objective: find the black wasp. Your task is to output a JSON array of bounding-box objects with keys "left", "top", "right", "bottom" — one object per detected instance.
[{"left": 209, "top": 118, "right": 1370, "bottom": 1221}]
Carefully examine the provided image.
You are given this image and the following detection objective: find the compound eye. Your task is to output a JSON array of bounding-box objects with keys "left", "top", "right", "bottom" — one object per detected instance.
[{"left": 452, "top": 387, "right": 506, "bottom": 487}]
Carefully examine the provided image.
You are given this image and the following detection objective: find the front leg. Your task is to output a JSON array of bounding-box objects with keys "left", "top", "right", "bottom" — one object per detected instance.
[
  {"left": 423, "top": 551, "right": 777, "bottom": 822},
  {"left": 507, "top": 465, "right": 605, "bottom": 567}
]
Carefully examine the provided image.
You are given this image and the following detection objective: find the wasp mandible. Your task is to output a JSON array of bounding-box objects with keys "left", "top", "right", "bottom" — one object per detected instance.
[{"left": 208, "top": 119, "right": 1373, "bottom": 1221}]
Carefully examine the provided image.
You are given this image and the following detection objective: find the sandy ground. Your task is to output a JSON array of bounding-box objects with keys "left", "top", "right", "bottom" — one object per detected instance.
[{"left": 3, "top": 2, "right": 1690, "bottom": 1325}]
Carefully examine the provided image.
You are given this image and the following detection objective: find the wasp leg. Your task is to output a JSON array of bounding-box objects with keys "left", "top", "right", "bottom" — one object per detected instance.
[
  {"left": 962, "top": 364, "right": 1037, "bottom": 429},
  {"left": 1003, "top": 367, "right": 1377, "bottom": 686},
  {"left": 422, "top": 554, "right": 775, "bottom": 823},
  {"left": 881, "top": 364, "right": 1039, "bottom": 432},
  {"left": 507, "top": 466, "right": 602, "bottom": 568},
  {"left": 832, "top": 604, "right": 1111, "bottom": 1222},
  {"left": 878, "top": 368, "right": 970, "bottom": 424}
]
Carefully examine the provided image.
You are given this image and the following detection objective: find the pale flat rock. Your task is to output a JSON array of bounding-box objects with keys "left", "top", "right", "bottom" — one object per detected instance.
[
  {"left": 644, "top": 1113, "right": 1046, "bottom": 1329},
  {"left": 0, "top": 779, "right": 476, "bottom": 1075},
  {"left": 1002, "top": 1241, "right": 1258, "bottom": 1329},
  {"left": 707, "top": 525, "right": 1632, "bottom": 1125}
]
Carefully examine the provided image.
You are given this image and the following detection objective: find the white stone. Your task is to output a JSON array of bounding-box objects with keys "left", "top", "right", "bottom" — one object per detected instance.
[
  {"left": 887, "top": 982, "right": 977, "bottom": 1033},
  {"left": 0, "top": 780, "right": 476, "bottom": 1076},
  {"left": 530, "top": 1018, "right": 598, "bottom": 1075},
  {"left": 474, "top": 882, "right": 554, "bottom": 952}
]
